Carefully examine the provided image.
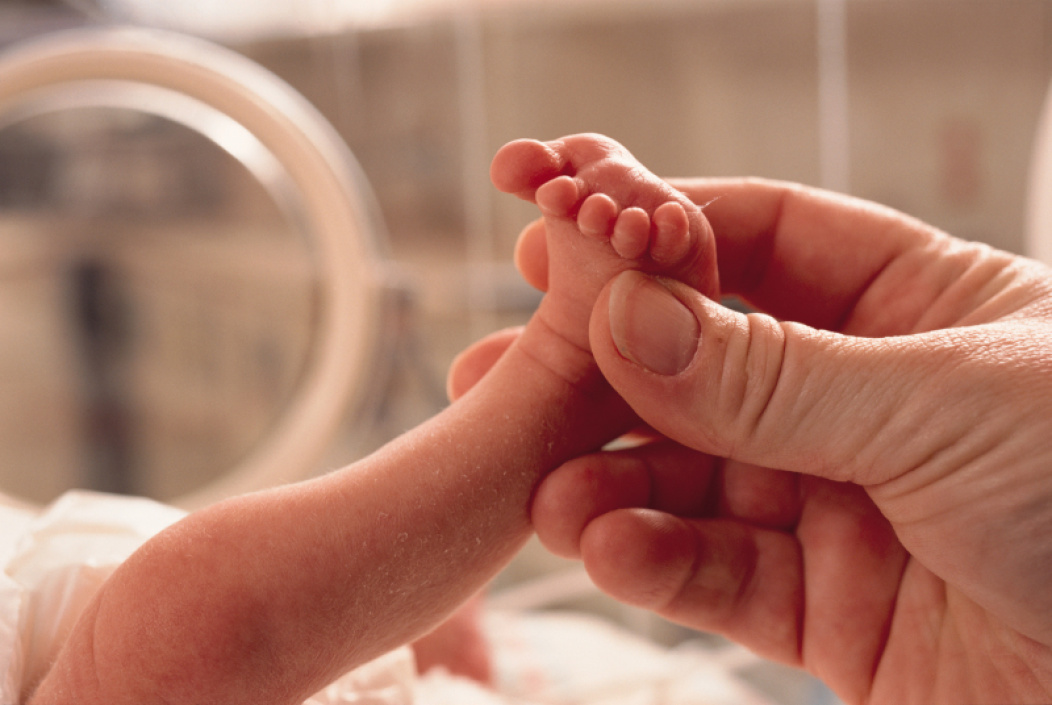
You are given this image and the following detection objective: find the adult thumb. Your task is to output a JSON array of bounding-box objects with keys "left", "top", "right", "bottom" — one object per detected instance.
[{"left": 590, "top": 270, "right": 958, "bottom": 487}]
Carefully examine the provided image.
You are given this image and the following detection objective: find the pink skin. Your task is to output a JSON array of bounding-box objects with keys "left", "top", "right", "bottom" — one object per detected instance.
[
  {"left": 490, "top": 134, "right": 719, "bottom": 357},
  {"left": 456, "top": 178, "right": 1052, "bottom": 704},
  {"left": 411, "top": 593, "right": 492, "bottom": 684},
  {"left": 26, "top": 134, "right": 716, "bottom": 705}
]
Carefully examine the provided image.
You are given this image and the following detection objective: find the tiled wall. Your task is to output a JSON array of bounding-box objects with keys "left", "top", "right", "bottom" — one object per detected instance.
[
  {"left": 244, "top": 0, "right": 1052, "bottom": 265},
  {"left": 847, "top": 0, "right": 1052, "bottom": 252}
]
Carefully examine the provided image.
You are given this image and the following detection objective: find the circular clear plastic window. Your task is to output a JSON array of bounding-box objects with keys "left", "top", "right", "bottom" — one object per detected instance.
[{"left": 0, "top": 29, "right": 389, "bottom": 509}]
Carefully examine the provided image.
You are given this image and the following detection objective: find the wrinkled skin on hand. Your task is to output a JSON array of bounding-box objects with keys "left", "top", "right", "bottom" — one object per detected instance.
[{"left": 453, "top": 178, "right": 1052, "bottom": 704}]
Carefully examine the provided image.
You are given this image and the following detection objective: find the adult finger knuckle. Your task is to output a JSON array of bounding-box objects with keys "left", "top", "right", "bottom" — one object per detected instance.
[{"left": 717, "top": 311, "right": 789, "bottom": 457}]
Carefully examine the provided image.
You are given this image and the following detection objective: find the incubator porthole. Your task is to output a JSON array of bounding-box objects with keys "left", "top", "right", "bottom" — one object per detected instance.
[{"left": 0, "top": 28, "right": 389, "bottom": 510}]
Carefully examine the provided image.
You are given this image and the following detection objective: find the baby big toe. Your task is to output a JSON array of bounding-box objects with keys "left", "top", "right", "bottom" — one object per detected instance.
[{"left": 490, "top": 138, "right": 563, "bottom": 198}]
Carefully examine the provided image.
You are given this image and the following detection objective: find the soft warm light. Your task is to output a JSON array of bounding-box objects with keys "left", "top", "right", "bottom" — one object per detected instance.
[{"left": 95, "top": 0, "right": 486, "bottom": 39}]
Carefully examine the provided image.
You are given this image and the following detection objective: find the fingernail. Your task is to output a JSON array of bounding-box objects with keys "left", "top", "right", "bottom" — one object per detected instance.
[{"left": 609, "top": 272, "right": 699, "bottom": 375}]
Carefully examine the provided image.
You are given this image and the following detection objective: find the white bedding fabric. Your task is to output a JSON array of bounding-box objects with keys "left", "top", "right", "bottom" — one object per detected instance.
[
  {"left": 0, "top": 490, "right": 186, "bottom": 701},
  {"left": 0, "top": 491, "right": 769, "bottom": 705}
]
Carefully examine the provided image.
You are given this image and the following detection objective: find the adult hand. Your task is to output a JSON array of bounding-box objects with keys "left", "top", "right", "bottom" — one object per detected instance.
[{"left": 453, "top": 179, "right": 1052, "bottom": 704}]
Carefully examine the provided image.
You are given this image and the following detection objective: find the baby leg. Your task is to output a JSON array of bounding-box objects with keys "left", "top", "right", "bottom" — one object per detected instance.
[
  {"left": 27, "top": 135, "right": 719, "bottom": 705},
  {"left": 491, "top": 133, "right": 719, "bottom": 356}
]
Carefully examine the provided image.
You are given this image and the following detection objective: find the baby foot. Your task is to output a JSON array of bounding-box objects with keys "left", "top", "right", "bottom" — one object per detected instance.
[{"left": 490, "top": 133, "right": 718, "bottom": 354}]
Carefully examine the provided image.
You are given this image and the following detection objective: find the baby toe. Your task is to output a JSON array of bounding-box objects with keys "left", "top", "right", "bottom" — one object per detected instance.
[
  {"left": 611, "top": 207, "right": 652, "bottom": 260},
  {"left": 536, "top": 175, "right": 584, "bottom": 218},
  {"left": 650, "top": 202, "right": 692, "bottom": 265},
  {"left": 490, "top": 138, "right": 565, "bottom": 199},
  {"left": 578, "top": 193, "right": 620, "bottom": 239}
]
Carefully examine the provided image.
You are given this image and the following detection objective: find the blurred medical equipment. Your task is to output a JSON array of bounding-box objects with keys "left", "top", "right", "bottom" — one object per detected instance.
[
  {"left": 1026, "top": 74, "right": 1052, "bottom": 267},
  {"left": 0, "top": 27, "right": 395, "bottom": 509}
]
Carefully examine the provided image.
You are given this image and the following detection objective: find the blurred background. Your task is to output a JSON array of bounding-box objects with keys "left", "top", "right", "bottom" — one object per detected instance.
[{"left": 1, "top": 1, "right": 1050, "bottom": 701}]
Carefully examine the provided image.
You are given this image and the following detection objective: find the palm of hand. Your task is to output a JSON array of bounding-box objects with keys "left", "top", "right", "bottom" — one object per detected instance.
[{"left": 830, "top": 245, "right": 1052, "bottom": 702}]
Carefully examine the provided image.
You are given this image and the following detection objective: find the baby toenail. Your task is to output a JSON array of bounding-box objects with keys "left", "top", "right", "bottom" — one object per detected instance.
[{"left": 609, "top": 272, "right": 699, "bottom": 376}]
